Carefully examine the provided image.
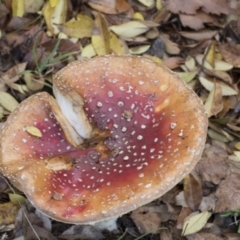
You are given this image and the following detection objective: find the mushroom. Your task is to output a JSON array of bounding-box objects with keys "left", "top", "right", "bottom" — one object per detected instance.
[{"left": 0, "top": 55, "right": 208, "bottom": 229}]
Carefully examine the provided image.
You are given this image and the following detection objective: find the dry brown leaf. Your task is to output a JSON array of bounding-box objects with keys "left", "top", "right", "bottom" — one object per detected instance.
[
  {"left": 130, "top": 206, "right": 161, "bottom": 234},
  {"left": 165, "top": 0, "right": 231, "bottom": 15},
  {"left": 88, "top": 0, "right": 131, "bottom": 14},
  {"left": 218, "top": 44, "right": 240, "bottom": 68},
  {"left": 204, "top": 82, "right": 223, "bottom": 117},
  {"left": 92, "top": 13, "right": 110, "bottom": 55},
  {"left": 180, "top": 30, "right": 217, "bottom": 41},
  {"left": 160, "top": 33, "right": 180, "bottom": 55},
  {"left": 193, "top": 144, "right": 229, "bottom": 185},
  {"left": 176, "top": 207, "right": 192, "bottom": 229},
  {"left": 163, "top": 57, "right": 183, "bottom": 69},
  {"left": 203, "top": 69, "right": 232, "bottom": 84},
  {"left": 186, "top": 232, "right": 224, "bottom": 240},
  {"left": 180, "top": 12, "right": 219, "bottom": 30},
  {"left": 215, "top": 172, "right": 240, "bottom": 212},
  {"left": 184, "top": 174, "right": 202, "bottom": 211}
]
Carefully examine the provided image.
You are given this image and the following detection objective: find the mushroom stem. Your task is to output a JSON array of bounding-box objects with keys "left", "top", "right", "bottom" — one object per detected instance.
[{"left": 53, "top": 86, "right": 93, "bottom": 139}]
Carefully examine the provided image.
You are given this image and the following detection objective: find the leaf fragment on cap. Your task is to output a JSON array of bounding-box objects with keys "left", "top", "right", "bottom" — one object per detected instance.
[{"left": 25, "top": 126, "right": 42, "bottom": 138}]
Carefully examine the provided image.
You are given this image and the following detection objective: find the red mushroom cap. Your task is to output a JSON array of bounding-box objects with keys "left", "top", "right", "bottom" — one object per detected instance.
[{"left": 1, "top": 55, "right": 208, "bottom": 224}]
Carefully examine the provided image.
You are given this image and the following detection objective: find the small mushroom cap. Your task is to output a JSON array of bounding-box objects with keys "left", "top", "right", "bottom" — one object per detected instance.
[{"left": 1, "top": 55, "right": 208, "bottom": 224}]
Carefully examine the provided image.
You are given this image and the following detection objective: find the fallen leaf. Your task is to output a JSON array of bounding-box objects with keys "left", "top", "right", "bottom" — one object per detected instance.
[
  {"left": 180, "top": 30, "right": 217, "bottom": 41},
  {"left": 204, "top": 82, "right": 223, "bottom": 117},
  {"left": 109, "top": 32, "right": 126, "bottom": 54},
  {"left": 182, "top": 211, "right": 212, "bottom": 236},
  {"left": 0, "top": 202, "right": 20, "bottom": 225},
  {"left": 205, "top": 41, "right": 215, "bottom": 67},
  {"left": 199, "top": 77, "right": 237, "bottom": 96},
  {"left": 0, "top": 92, "right": 19, "bottom": 112},
  {"left": 92, "top": 13, "right": 110, "bottom": 55},
  {"left": 137, "top": 0, "right": 155, "bottom": 7},
  {"left": 109, "top": 21, "right": 150, "bottom": 38},
  {"left": 160, "top": 33, "right": 180, "bottom": 55},
  {"left": 129, "top": 44, "right": 151, "bottom": 54},
  {"left": 131, "top": 206, "right": 161, "bottom": 234},
  {"left": 81, "top": 44, "right": 97, "bottom": 58},
  {"left": 88, "top": 0, "right": 131, "bottom": 14},
  {"left": 184, "top": 174, "right": 202, "bottom": 211},
  {"left": 194, "top": 144, "right": 229, "bottom": 185},
  {"left": 58, "top": 15, "right": 93, "bottom": 38},
  {"left": 165, "top": 0, "right": 231, "bottom": 15},
  {"left": 176, "top": 71, "right": 197, "bottom": 83},
  {"left": 215, "top": 172, "right": 240, "bottom": 212},
  {"left": 203, "top": 69, "right": 232, "bottom": 84},
  {"left": 180, "top": 12, "right": 219, "bottom": 30},
  {"left": 12, "top": 0, "right": 24, "bottom": 17},
  {"left": 218, "top": 44, "right": 240, "bottom": 68}
]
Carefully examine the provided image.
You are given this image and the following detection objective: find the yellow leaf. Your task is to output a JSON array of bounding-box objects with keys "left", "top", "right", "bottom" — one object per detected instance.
[
  {"left": 59, "top": 16, "right": 93, "bottom": 38},
  {"left": 109, "top": 21, "right": 150, "bottom": 38},
  {"left": 25, "top": 126, "right": 42, "bottom": 138},
  {"left": 129, "top": 45, "right": 151, "bottom": 54},
  {"left": 205, "top": 41, "right": 215, "bottom": 67},
  {"left": 0, "top": 202, "right": 19, "bottom": 225},
  {"left": 43, "top": 1, "right": 55, "bottom": 35},
  {"left": 0, "top": 92, "right": 19, "bottom": 112},
  {"left": 43, "top": 0, "right": 67, "bottom": 35},
  {"left": 182, "top": 211, "right": 212, "bottom": 236},
  {"left": 12, "top": 0, "right": 24, "bottom": 17},
  {"left": 134, "top": 12, "right": 144, "bottom": 20},
  {"left": 49, "top": 0, "right": 59, "bottom": 7},
  {"left": 199, "top": 77, "right": 237, "bottom": 96},
  {"left": 81, "top": 44, "right": 96, "bottom": 58},
  {"left": 9, "top": 193, "right": 26, "bottom": 205},
  {"left": 109, "top": 32, "right": 126, "bottom": 54},
  {"left": 176, "top": 71, "right": 197, "bottom": 83},
  {"left": 92, "top": 13, "right": 110, "bottom": 55},
  {"left": 235, "top": 142, "right": 240, "bottom": 150}
]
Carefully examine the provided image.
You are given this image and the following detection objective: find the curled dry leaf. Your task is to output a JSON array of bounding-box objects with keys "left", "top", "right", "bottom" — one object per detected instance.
[
  {"left": 160, "top": 33, "right": 180, "bottom": 55},
  {"left": 204, "top": 82, "right": 223, "bottom": 117},
  {"left": 180, "top": 12, "right": 219, "bottom": 30},
  {"left": 218, "top": 44, "right": 240, "bottom": 68},
  {"left": 180, "top": 30, "right": 217, "bottom": 41},
  {"left": 109, "top": 21, "right": 150, "bottom": 38},
  {"left": 184, "top": 174, "right": 202, "bottom": 211}
]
